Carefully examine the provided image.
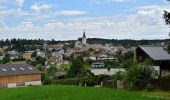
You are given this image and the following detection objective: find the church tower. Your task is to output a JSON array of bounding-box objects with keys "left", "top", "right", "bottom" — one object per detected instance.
[{"left": 82, "top": 30, "right": 87, "bottom": 45}]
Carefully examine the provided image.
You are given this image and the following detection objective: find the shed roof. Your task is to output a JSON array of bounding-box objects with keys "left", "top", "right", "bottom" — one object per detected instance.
[
  {"left": 0, "top": 64, "right": 42, "bottom": 76},
  {"left": 138, "top": 45, "right": 170, "bottom": 61}
]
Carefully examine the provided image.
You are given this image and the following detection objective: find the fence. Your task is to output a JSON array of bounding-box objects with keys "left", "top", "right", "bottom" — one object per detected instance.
[{"left": 151, "top": 78, "right": 170, "bottom": 91}]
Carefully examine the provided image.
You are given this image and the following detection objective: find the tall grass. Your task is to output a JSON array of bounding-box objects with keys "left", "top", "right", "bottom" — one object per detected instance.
[{"left": 0, "top": 85, "right": 166, "bottom": 100}]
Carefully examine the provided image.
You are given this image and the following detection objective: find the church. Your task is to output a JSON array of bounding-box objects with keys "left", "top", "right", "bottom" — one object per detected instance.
[{"left": 75, "top": 31, "right": 87, "bottom": 48}]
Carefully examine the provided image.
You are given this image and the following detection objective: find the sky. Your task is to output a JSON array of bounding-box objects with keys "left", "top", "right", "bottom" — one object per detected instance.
[{"left": 0, "top": 0, "right": 170, "bottom": 40}]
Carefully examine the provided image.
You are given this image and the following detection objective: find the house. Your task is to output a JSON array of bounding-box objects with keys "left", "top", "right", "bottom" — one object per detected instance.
[
  {"left": 0, "top": 48, "right": 4, "bottom": 54},
  {"left": 91, "top": 68, "right": 125, "bottom": 76},
  {"left": 23, "top": 52, "right": 32, "bottom": 59},
  {"left": 0, "top": 56, "right": 4, "bottom": 60},
  {"left": 92, "top": 62, "right": 104, "bottom": 68},
  {"left": 37, "top": 51, "right": 45, "bottom": 58},
  {"left": 134, "top": 45, "right": 170, "bottom": 76},
  {"left": 0, "top": 64, "right": 42, "bottom": 88},
  {"left": 51, "top": 51, "right": 64, "bottom": 65},
  {"left": 8, "top": 51, "right": 18, "bottom": 60}
]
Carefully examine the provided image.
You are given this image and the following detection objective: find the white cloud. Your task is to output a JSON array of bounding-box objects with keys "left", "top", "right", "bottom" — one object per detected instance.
[
  {"left": 16, "top": 0, "right": 25, "bottom": 7},
  {"left": 137, "top": 6, "right": 162, "bottom": 16},
  {"left": 111, "top": 0, "right": 129, "bottom": 3},
  {"left": 57, "top": 10, "right": 87, "bottom": 16},
  {"left": 0, "top": 0, "right": 11, "bottom": 3},
  {"left": 0, "top": 0, "right": 25, "bottom": 7},
  {"left": 30, "top": 2, "right": 53, "bottom": 12},
  {"left": 0, "top": 4, "right": 169, "bottom": 40},
  {"left": 95, "top": 0, "right": 130, "bottom": 4}
]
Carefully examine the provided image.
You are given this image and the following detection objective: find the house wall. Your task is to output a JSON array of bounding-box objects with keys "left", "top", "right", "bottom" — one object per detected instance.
[
  {"left": 135, "top": 48, "right": 150, "bottom": 62},
  {"left": 0, "top": 74, "right": 41, "bottom": 88},
  {"left": 23, "top": 53, "right": 32, "bottom": 59}
]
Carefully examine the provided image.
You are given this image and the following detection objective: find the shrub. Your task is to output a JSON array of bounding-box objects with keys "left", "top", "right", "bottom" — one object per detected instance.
[
  {"left": 146, "top": 83, "right": 154, "bottom": 92},
  {"left": 52, "top": 78, "right": 79, "bottom": 85}
]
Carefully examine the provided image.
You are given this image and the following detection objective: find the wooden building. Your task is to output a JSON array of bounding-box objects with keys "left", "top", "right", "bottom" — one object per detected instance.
[
  {"left": 23, "top": 53, "right": 32, "bottom": 59},
  {"left": 134, "top": 45, "right": 170, "bottom": 76},
  {"left": 0, "top": 64, "right": 42, "bottom": 88}
]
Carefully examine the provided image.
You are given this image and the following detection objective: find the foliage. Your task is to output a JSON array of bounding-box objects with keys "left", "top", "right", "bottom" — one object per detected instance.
[
  {"left": 48, "top": 65, "right": 57, "bottom": 76},
  {"left": 85, "top": 58, "right": 93, "bottom": 65},
  {"left": 80, "top": 51, "right": 90, "bottom": 57},
  {"left": 68, "top": 58, "right": 88, "bottom": 77},
  {"left": 113, "top": 71, "right": 125, "bottom": 82},
  {"left": 126, "top": 61, "right": 157, "bottom": 90},
  {"left": 80, "top": 76, "right": 96, "bottom": 86},
  {"left": 12, "top": 57, "right": 25, "bottom": 62},
  {"left": 37, "top": 65, "right": 44, "bottom": 71},
  {"left": 41, "top": 73, "right": 48, "bottom": 82},
  {"left": 146, "top": 83, "right": 154, "bottom": 92},
  {"left": 104, "top": 60, "right": 117, "bottom": 68},
  {"left": 52, "top": 78, "right": 79, "bottom": 85},
  {"left": 36, "top": 56, "right": 46, "bottom": 66},
  {"left": 2, "top": 53, "right": 10, "bottom": 64},
  {"left": 122, "top": 59, "right": 134, "bottom": 70},
  {"left": 115, "top": 51, "right": 124, "bottom": 63},
  {"left": 31, "top": 51, "right": 37, "bottom": 58},
  {"left": 163, "top": 0, "right": 170, "bottom": 53}
]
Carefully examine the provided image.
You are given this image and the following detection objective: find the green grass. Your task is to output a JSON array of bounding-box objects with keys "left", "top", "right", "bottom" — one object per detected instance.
[
  {"left": 0, "top": 85, "right": 168, "bottom": 100},
  {"left": 141, "top": 91, "right": 170, "bottom": 99}
]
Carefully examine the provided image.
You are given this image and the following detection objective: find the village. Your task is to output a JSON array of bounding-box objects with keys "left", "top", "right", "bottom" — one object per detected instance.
[
  {"left": 1, "top": 0, "right": 170, "bottom": 100},
  {"left": 0, "top": 31, "right": 169, "bottom": 91}
]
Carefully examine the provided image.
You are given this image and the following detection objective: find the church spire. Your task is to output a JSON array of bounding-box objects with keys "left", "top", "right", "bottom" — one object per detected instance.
[{"left": 83, "top": 30, "right": 86, "bottom": 38}]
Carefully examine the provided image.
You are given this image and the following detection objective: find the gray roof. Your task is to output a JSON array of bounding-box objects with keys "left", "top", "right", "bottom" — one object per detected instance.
[
  {"left": 0, "top": 64, "right": 42, "bottom": 76},
  {"left": 139, "top": 45, "right": 170, "bottom": 61}
]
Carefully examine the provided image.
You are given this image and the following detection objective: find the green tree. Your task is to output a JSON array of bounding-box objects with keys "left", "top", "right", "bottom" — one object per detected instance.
[
  {"left": 2, "top": 53, "right": 10, "bottom": 64},
  {"left": 163, "top": 0, "right": 170, "bottom": 53},
  {"left": 115, "top": 50, "right": 124, "bottom": 63},
  {"left": 126, "top": 60, "right": 157, "bottom": 90},
  {"left": 104, "top": 60, "right": 117, "bottom": 68},
  {"left": 68, "top": 58, "right": 87, "bottom": 77},
  {"left": 122, "top": 59, "right": 134, "bottom": 70},
  {"left": 31, "top": 51, "right": 37, "bottom": 58},
  {"left": 36, "top": 56, "right": 46, "bottom": 66},
  {"left": 48, "top": 65, "right": 57, "bottom": 76}
]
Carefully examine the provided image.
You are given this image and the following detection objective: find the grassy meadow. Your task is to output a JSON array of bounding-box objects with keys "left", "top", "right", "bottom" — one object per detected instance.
[{"left": 0, "top": 85, "right": 168, "bottom": 100}]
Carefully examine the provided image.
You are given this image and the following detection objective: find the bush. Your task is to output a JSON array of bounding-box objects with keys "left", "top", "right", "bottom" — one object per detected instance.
[
  {"left": 125, "top": 60, "right": 157, "bottom": 90},
  {"left": 146, "top": 83, "right": 154, "bottom": 92},
  {"left": 80, "top": 76, "right": 96, "bottom": 86},
  {"left": 113, "top": 71, "right": 125, "bottom": 82},
  {"left": 52, "top": 78, "right": 79, "bottom": 85},
  {"left": 52, "top": 76, "right": 100, "bottom": 86}
]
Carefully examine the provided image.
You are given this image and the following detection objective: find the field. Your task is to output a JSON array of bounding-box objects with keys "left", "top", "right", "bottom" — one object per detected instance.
[{"left": 0, "top": 85, "right": 168, "bottom": 100}]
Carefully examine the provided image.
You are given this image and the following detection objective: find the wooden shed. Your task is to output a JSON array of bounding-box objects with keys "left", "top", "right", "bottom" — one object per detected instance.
[
  {"left": 134, "top": 45, "right": 170, "bottom": 76},
  {"left": 0, "top": 64, "right": 42, "bottom": 88}
]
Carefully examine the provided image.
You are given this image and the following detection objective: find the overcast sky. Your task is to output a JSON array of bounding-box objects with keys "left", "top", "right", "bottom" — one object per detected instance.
[{"left": 0, "top": 0, "right": 170, "bottom": 40}]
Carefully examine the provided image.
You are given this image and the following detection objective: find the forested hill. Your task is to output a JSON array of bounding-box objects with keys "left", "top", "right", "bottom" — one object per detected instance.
[
  {"left": 0, "top": 38, "right": 169, "bottom": 49},
  {"left": 87, "top": 38, "right": 170, "bottom": 47}
]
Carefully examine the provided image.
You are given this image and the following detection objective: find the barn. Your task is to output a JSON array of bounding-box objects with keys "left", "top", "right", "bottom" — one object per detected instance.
[
  {"left": 0, "top": 64, "right": 42, "bottom": 88},
  {"left": 134, "top": 45, "right": 170, "bottom": 76}
]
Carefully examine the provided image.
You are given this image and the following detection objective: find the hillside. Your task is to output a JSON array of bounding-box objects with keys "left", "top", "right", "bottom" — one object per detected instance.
[{"left": 0, "top": 85, "right": 166, "bottom": 100}]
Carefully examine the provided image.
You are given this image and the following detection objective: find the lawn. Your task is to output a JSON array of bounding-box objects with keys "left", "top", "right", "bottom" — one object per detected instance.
[
  {"left": 0, "top": 85, "right": 168, "bottom": 100},
  {"left": 141, "top": 91, "right": 170, "bottom": 99}
]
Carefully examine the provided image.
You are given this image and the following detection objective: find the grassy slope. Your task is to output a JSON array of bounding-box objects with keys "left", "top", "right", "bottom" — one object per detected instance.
[{"left": 0, "top": 85, "right": 167, "bottom": 100}]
